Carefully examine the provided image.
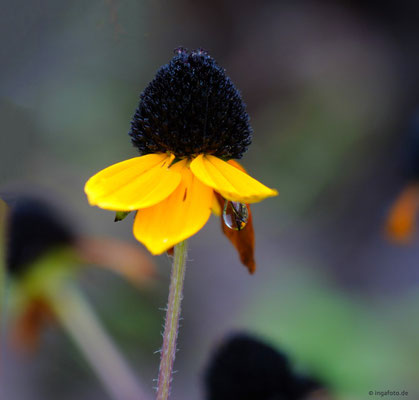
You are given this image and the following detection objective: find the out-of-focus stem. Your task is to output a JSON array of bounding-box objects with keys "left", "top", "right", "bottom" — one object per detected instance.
[
  {"left": 156, "top": 240, "right": 188, "bottom": 400},
  {"left": 46, "top": 281, "right": 151, "bottom": 400}
]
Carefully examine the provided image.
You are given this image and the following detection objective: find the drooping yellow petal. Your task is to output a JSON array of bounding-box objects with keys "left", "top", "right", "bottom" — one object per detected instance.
[
  {"left": 190, "top": 154, "right": 278, "bottom": 203},
  {"left": 133, "top": 159, "right": 214, "bottom": 254},
  {"left": 211, "top": 194, "right": 222, "bottom": 216},
  {"left": 85, "top": 153, "right": 181, "bottom": 211}
]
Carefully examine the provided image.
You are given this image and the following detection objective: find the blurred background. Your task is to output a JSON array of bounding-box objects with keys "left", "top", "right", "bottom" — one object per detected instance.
[{"left": 1, "top": 0, "right": 419, "bottom": 399}]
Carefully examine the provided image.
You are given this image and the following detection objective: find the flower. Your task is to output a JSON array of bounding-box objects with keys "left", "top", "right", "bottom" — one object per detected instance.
[
  {"left": 386, "top": 183, "right": 419, "bottom": 243},
  {"left": 2, "top": 194, "right": 154, "bottom": 350},
  {"left": 204, "top": 333, "right": 326, "bottom": 400},
  {"left": 85, "top": 48, "right": 277, "bottom": 271},
  {"left": 386, "top": 111, "right": 419, "bottom": 243}
]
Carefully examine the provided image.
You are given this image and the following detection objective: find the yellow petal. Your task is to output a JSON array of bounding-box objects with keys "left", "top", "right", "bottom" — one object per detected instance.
[
  {"left": 190, "top": 154, "right": 278, "bottom": 203},
  {"left": 133, "top": 159, "right": 214, "bottom": 254},
  {"left": 227, "top": 159, "right": 247, "bottom": 173},
  {"left": 85, "top": 153, "right": 181, "bottom": 211},
  {"left": 211, "top": 194, "right": 222, "bottom": 216}
]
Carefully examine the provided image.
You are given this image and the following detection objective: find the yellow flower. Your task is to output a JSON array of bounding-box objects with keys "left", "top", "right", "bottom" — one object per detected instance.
[
  {"left": 84, "top": 48, "right": 277, "bottom": 269},
  {"left": 85, "top": 153, "right": 276, "bottom": 255}
]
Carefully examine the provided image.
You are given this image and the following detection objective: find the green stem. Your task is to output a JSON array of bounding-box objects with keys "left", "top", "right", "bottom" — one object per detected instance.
[
  {"left": 156, "top": 240, "right": 188, "bottom": 400},
  {"left": 46, "top": 281, "right": 151, "bottom": 400}
]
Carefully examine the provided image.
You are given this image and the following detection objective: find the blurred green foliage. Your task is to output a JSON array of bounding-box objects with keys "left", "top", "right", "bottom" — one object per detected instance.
[{"left": 243, "top": 265, "right": 418, "bottom": 399}]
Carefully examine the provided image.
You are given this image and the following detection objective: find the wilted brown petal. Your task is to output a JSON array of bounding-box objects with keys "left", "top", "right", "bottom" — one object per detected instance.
[
  {"left": 11, "top": 297, "right": 54, "bottom": 353},
  {"left": 215, "top": 192, "right": 256, "bottom": 274},
  {"left": 75, "top": 237, "right": 156, "bottom": 286}
]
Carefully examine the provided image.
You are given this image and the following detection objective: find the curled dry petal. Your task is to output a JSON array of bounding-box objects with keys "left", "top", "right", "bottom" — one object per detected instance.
[{"left": 215, "top": 192, "right": 256, "bottom": 274}]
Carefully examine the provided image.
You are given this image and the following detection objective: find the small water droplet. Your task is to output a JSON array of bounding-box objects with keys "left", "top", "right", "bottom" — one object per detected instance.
[{"left": 222, "top": 201, "right": 248, "bottom": 231}]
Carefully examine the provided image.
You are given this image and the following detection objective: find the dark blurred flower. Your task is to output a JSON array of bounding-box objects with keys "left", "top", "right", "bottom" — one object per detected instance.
[
  {"left": 84, "top": 48, "right": 277, "bottom": 272},
  {"left": 0, "top": 193, "right": 152, "bottom": 399},
  {"left": 386, "top": 112, "right": 419, "bottom": 243},
  {"left": 204, "top": 333, "right": 329, "bottom": 400},
  {"left": 6, "top": 196, "right": 76, "bottom": 277},
  {"left": 2, "top": 194, "right": 154, "bottom": 351}
]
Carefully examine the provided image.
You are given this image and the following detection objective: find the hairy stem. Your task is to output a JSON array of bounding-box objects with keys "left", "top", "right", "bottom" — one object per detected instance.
[{"left": 156, "top": 240, "right": 188, "bottom": 400}]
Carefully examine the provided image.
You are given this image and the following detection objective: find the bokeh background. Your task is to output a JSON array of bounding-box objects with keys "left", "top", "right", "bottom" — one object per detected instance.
[{"left": 1, "top": 1, "right": 419, "bottom": 399}]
